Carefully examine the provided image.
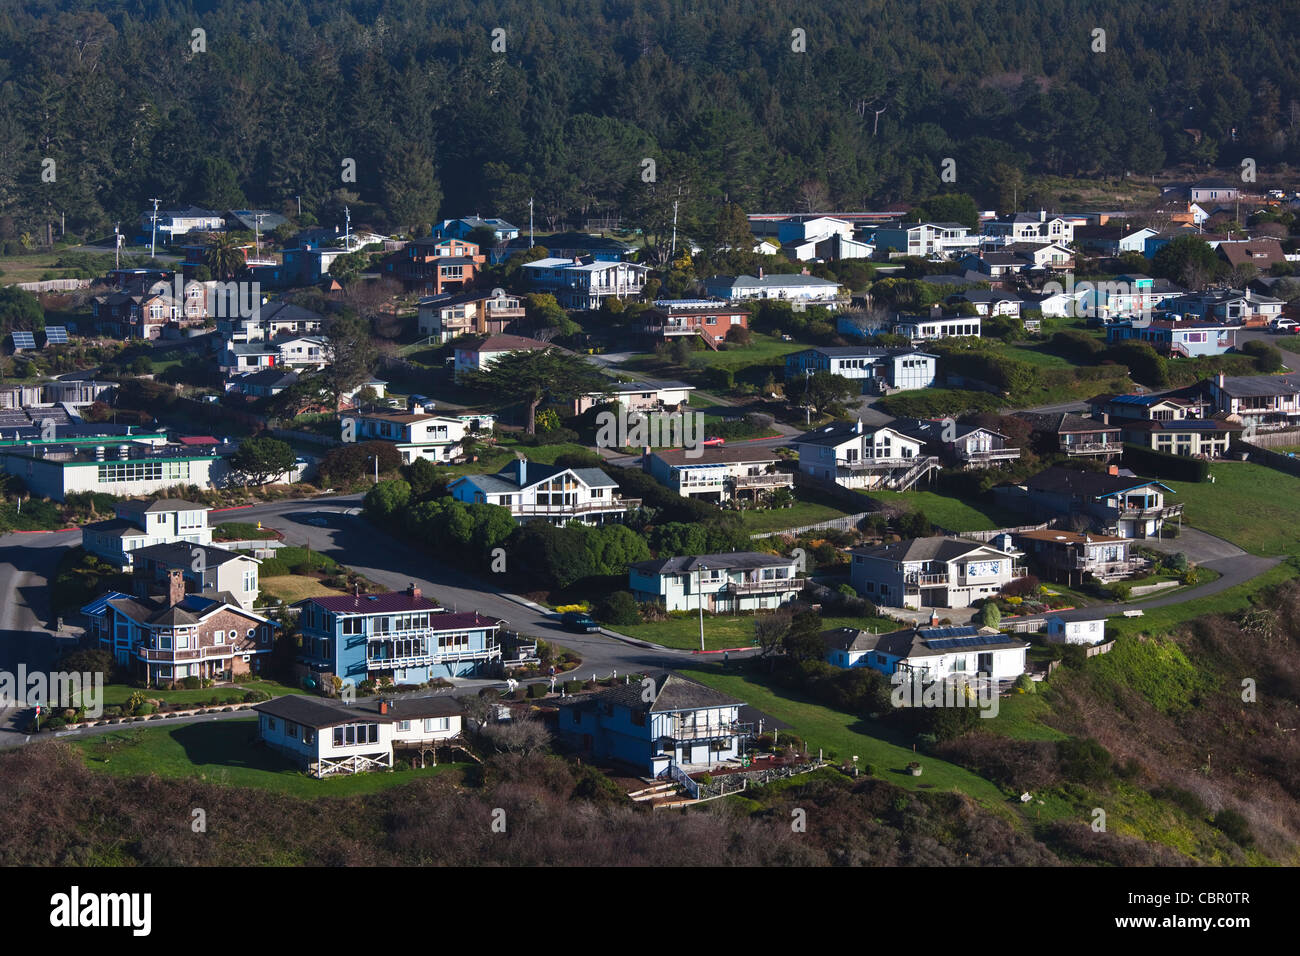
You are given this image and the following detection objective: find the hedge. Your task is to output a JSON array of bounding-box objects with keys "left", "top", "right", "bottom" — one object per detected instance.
[{"left": 1121, "top": 443, "right": 1210, "bottom": 483}]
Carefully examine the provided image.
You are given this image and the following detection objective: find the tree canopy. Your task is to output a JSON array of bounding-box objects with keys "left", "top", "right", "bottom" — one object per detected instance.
[{"left": 459, "top": 349, "right": 610, "bottom": 433}]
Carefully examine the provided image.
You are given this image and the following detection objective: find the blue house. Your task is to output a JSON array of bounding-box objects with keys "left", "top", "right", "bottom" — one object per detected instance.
[
  {"left": 1105, "top": 318, "right": 1236, "bottom": 357},
  {"left": 296, "top": 585, "right": 502, "bottom": 686}
]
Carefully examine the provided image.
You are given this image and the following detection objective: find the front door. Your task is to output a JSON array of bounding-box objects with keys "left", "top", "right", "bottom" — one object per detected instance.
[{"left": 977, "top": 652, "right": 993, "bottom": 675}]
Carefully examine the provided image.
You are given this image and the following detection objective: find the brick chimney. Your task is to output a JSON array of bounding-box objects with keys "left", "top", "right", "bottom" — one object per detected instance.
[
  {"left": 929, "top": 609, "right": 940, "bottom": 627},
  {"left": 1108, "top": 464, "right": 1119, "bottom": 476},
  {"left": 407, "top": 582, "right": 421, "bottom": 601},
  {"left": 167, "top": 568, "right": 186, "bottom": 607}
]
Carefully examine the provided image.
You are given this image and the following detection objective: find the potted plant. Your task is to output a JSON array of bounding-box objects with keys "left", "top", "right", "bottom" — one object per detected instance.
[{"left": 907, "top": 761, "right": 923, "bottom": 777}]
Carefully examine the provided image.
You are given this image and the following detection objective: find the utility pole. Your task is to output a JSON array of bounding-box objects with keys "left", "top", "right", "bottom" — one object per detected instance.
[
  {"left": 296, "top": 195, "right": 302, "bottom": 217},
  {"left": 114, "top": 222, "right": 120, "bottom": 270},
  {"left": 528, "top": 197, "right": 534, "bottom": 248},
  {"left": 697, "top": 564, "right": 708, "bottom": 652},
  {"left": 253, "top": 212, "right": 265, "bottom": 259},
  {"left": 148, "top": 197, "right": 161, "bottom": 258},
  {"left": 670, "top": 199, "right": 679, "bottom": 261},
  {"left": 344, "top": 205, "right": 351, "bottom": 251}
]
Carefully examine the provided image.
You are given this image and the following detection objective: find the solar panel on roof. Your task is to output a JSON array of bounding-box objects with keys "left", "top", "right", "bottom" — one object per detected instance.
[
  {"left": 44, "top": 326, "right": 68, "bottom": 344},
  {"left": 926, "top": 635, "right": 995, "bottom": 650},
  {"left": 10, "top": 331, "right": 35, "bottom": 350}
]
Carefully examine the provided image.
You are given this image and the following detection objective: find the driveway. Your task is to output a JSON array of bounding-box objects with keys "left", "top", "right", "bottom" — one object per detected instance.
[{"left": 1141, "top": 527, "right": 1247, "bottom": 564}]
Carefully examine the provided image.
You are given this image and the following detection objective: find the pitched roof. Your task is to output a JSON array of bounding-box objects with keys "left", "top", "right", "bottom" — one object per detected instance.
[
  {"left": 301, "top": 591, "right": 444, "bottom": 614},
  {"left": 849, "top": 536, "right": 1009, "bottom": 563},
  {"left": 1021, "top": 466, "right": 1172, "bottom": 498},
  {"left": 116, "top": 498, "right": 209, "bottom": 514},
  {"left": 630, "top": 552, "right": 796, "bottom": 575},
  {"left": 1013, "top": 411, "right": 1120, "bottom": 435},
  {"left": 650, "top": 446, "right": 783, "bottom": 467},
  {"left": 253, "top": 693, "right": 464, "bottom": 729},
  {"left": 559, "top": 673, "right": 745, "bottom": 715},
  {"left": 133, "top": 542, "right": 256, "bottom": 568},
  {"left": 1209, "top": 373, "right": 1300, "bottom": 397},
  {"left": 459, "top": 334, "right": 554, "bottom": 353}
]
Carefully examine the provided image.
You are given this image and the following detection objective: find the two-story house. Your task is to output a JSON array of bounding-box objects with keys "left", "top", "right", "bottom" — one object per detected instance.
[
  {"left": 640, "top": 300, "right": 750, "bottom": 349},
  {"left": 81, "top": 498, "right": 213, "bottom": 569},
  {"left": 571, "top": 379, "right": 695, "bottom": 416},
  {"left": 871, "top": 221, "right": 979, "bottom": 259},
  {"left": 643, "top": 447, "right": 792, "bottom": 503},
  {"left": 1013, "top": 411, "right": 1123, "bottom": 460},
  {"left": 83, "top": 569, "right": 276, "bottom": 685},
  {"left": 823, "top": 622, "right": 1028, "bottom": 683},
  {"left": 255, "top": 693, "right": 465, "bottom": 777},
  {"left": 449, "top": 458, "right": 638, "bottom": 525},
  {"left": 343, "top": 410, "right": 468, "bottom": 464},
  {"left": 452, "top": 334, "right": 554, "bottom": 381},
  {"left": 982, "top": 211, "right": 1075, "bottom": 245},
  {"left": 999, "top": 466, "right": 1183, "bottom": 538},
  {"left": 793, "top": 419, "right": 939, "bottom": 491},
  {"left": 1013, "top": 529, "right": 1147, "bottom": 585},
  {"left": 521, "top": 257, "right": 649, "bottom": 310},
  {"left": 379, "top": 237, "right": 485, "bottom": 295},
  {"left": 628, "top": 552, "right": 804, "bottom": 613},
  {"left": 296, "top": 585, "right": 502, "bottom": 685},
  {"left": 892, "top": 312, "right": 982, "bottom": 341},
  {"left": 849, "top": 536, "right": 1026, "bottom": 610},
  {"left": 1106, "top": 318, "right": 1237, "bottom": 357},
  {"left": 1204, "top": 373, "right": 1300, "bottom": 429},
  {"left": 702, "top": 273, "right": 842, "bottom": 306},
  {"left": 416, "top": 289, "right": 526, "bottom": 342},
  {"left": 784, "top": 346, "right": 938, "bottom": 392},
  {"left": 556, "top": 674, "right": 750, "bottom": 777},
  {"left": 130, "top": 542, "right": 262, "bottom": 611},
  {"left": 889, "top": 417, "right": 1022, "bottom": 469}
]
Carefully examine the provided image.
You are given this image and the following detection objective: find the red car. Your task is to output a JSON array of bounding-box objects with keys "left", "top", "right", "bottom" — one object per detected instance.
[{"left": 702, "top": 436, "right": 726, "bottom": 446}]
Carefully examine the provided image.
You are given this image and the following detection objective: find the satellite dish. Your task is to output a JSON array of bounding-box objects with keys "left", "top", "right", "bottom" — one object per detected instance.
[{"left": 492, "top": 287, "right": 506, "bottom": 298}]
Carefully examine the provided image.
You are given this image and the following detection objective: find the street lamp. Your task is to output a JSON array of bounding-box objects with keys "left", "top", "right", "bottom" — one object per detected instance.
[{"left": 697, "top": 563, "right": 708, "bottom": 652}]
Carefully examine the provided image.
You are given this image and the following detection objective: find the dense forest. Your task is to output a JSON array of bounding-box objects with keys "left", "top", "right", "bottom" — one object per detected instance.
[{"left": 0, "top": 0, "right": 1298, "bottom": 245}]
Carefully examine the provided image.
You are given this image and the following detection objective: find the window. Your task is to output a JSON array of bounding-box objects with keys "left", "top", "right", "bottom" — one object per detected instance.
[
  {"left": 214, "top": 630, "right": 224, "bottom": 645},
  {"left": 229, "top": 630, "right": 238, "bottom": 641},
  {"left": 424, "top": 717, "right": 449, "bottom": 732},
  {"left": 397, "top": 720, "right": 411, "bottom": 732},
  {"left": 267, "top": 718, "right": 276, "bottom": 730}
]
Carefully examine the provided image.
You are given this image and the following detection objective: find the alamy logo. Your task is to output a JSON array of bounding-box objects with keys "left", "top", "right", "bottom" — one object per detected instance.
[
  {"left": 50, "top": 886, "right": 151, "bottom": 936},
  {"left": 594, "top": 407, "right": 705, "bottom": 458},
  {"left": 890, "top": 670, "right": 999, "bottom": 718},
  {"left": 148, "top": 276, "right": 261, "bottom": 322},
  {"left": 0, "top": 665, "right": 103, "bottom": 718},
  {"left": 1040, "top": 272, "right": 1149, "bottom": 321}
]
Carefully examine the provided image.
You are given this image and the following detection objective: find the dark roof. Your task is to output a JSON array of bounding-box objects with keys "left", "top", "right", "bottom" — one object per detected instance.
[
  {"left": 116, "top": 498, "right": 209, "bottom": 514},
  {"left": 254, "top": 693, "right": 464, "bottom": 729},
  {"left": 849, "top": 536, "right": 1009, "bottom": 563},
  {"left": 559, "top": 673, "right": 745, "bottom": 715},
  {"left": 81, "top": 517, "right": 142, "bottom": 538},
  {"left": 236, "top": 368, "right": 300, "bottom": 389},
  {"left": 1013, "top": 411, "right": 1121, "bottom": 435},
  {"left": 824, "top": 624, "right": 1026, "bottom": 659},
  {"left": 133, "top": 542, "right": 254, "bottom": 568},
  {"left": 1021, "top": 466, "right": 1172, "bottom": 499},
  {"left": 302, "top": 592, "right": 443, "bottom": 614},
  {"left": 651, "top": 446, "right": 783, "bottom": 466},
  {"left": 631, "top": 552, "right": 796, "bottom": 575},
  {"left": 890, "top": 416, "right": 1005, "bottom": 442},
  {"left": 1210, "top": 374, "right": 1300, "bottom": 398},
  {"left": 459, "top": 334, "right": 554, "bottom": 353}
]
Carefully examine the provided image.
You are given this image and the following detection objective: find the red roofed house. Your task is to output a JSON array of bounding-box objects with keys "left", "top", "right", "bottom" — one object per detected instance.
[{"left": 453, "top": 334, "right": 555, "bottom": 381}]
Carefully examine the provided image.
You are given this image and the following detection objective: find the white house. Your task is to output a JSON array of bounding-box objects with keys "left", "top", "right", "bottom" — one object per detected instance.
[
  {"left": 140, "top": 206, "right": 225, "bottom": 242},
  {"left": 871, "top": 222, "right": 980, "bottom": 259},
  {"left": 572, "top": 379, "right": 695, "bottom": 415},
  {"left": 703, "top": 273, "right": 842, "bottom": 306},
  {"left": 1045, "top": 615, "right": 1107, "bottom": 646},
  {"left": 521, "top": 257, "right": 649, "bottom": 310},
  {"left": 416, "top": 289, "right": 525, "bottom": 341},
  {"left": 452, "top": 334, "right": 554, "bottom": 381},
  {"left": 792, "top": 419, "right": 939, "bottom": 491},
  {"left": 629, "top": 552, "right": 804, "bottom": 613},
  {"left": 556, "top": 674, "right": 749, "bottom": 776},
  {"left": 449, "top": 458, "right": 637, "bottom": 525},
  {"left": 849, "top": 536, "right": 1026, "bottom": 609},
  {"left": 785, "top": 346, "right": 938, "bottom": 392},
  {"left": 983, "top": 211, "right": 1075, "bottom": 245},
  {"left": 131, "top": 542, "right": 261, "bottom": 611},
  {"left": 643, "top": 447, "right": 793, "bottom": 503},
  {"left": 823, "top": 622, "right": 1028, "bottom": 682},
  {"left": 343, "top": 410, "right": 468, "bottom": 464},
  {"left": 81, "top": 498, "right": 213, "bottom": 569},
  {"left": 254, "top": 694, "right": 465, "bottom": 777},
  {"left": 893, "top": 313, "right": 981, "bottom": 341}
]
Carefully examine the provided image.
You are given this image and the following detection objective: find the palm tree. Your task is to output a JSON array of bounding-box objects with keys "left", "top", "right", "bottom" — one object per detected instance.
[{"left": 204, "top": 232, "right": 246, "bottom": 280}]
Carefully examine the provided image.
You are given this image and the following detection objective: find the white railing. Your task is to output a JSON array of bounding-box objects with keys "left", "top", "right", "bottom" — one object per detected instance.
[{"left": 667, "top": 762, "right": 699, "bottom": 799}]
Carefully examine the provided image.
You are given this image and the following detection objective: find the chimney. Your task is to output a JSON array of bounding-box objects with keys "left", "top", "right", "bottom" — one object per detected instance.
[
  {"left": 167, "top": 567, "right": 186, "bottom": 607},
  {"left": 516, "top": 456, "right": 527, "bottom": 486},
  {"left": 1040, "top": 209, "right": 1046, "bottom": 222},
  {"left": 1108, "top": 464, "right": 1119, "bottom": 476},
  {"left": 758, "top": 267, "right": 764, "bottom": 279},
  {"left": 930, "top": 609, "right": 940, "bottom": 627},
  {"left": 1217, "top": 372, "right": 1225, "bottom": 388},
  {"left": 855, "top": 418, "right": 863, "bottom": 434},
  {"left": 379, "top": 699, "right": 389, "bottom": 715},
  {"left": 407, "top": 582, "right": 421, "bottom": 601}
]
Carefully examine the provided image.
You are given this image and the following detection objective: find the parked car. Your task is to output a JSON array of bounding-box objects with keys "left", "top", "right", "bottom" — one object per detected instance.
[
  {"left": 561, "top": 611, "right": 599, "bottom": 633},
  {"left": 702, "top": 436, "right": 726, "bottom": 446},
  {"left": 1271, "top": 319, "right": 1298, "bottom": 334}
]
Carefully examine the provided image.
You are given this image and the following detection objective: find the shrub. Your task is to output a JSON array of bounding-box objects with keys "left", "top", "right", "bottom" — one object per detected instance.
[
  {"left": 1213, "top": 809, "right": 1253, "bottom": 846},
  {"left": 136, "top": 702, "right": 156, "bottom": 715},
  {"left": 1056, "top": 737, "right": 1114, "bottom": 786},
  {"left": 1107, "top": 582, "right": 1132, "bottom": 602},
  {"left": 564, "top": 680, "right": 584, "bottom": 694},
  {"left": 595, "top": 590, "right": 641, "bottom": 626},
  {"left": 181, "top": 676, "right": 201, "bottom": 690},
  {"left": 527, "top": 682, "right": 547, "bottom": 699}
]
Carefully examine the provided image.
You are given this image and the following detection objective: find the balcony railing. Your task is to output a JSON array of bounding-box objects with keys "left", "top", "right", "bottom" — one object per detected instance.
[
  {"left": 137, "top": 644, "right": 246, "bottom": 662},
  {"left": 725, "top": 577, "right": 804, "bottom": 594},
  {"left": 962, "top": 448, "right": 1022, "bottom": 463},
  {"left": 1117, "top": 503, "right": 1184, "bottom": 518},
  {"left": 904, "top": 572, "right": 951, "bottom": 588},
  {"left": 666, "top": 720, "right": 754, "bottom": 742},
  {"left": 367, "top": 645, "right": 501, "bottom": 669},
  {"left": 837, "top": 457, "right": 922, "bottom": 470},
  {"left": 1061, "top": 441, "right": 1119, "bottom": 454},
  {"left": 512, "top": 497, "right": 640, "bottom": 516},
  {"left": 728, "top": 473, "right": 794, "bottom": 488}
]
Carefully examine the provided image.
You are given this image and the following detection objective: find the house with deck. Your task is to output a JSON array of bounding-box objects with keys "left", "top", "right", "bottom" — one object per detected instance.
[
  {"left": 254, "top": 694, "right": 465, "bottom": 777},
  {"left": 998, "top": 466, "right": 1182, "bottom": 539},
  {"left": 1105, "top": 318, "right": 1236, "bottom": 357},
  {"left": 1203, "top": 373, "right": 1300, "bottom": 429},
  {"left": 129, "top": 542, "right": 261, "bottom": 611},
  {"left": 416, "top": 289, "right": 526, "bottom": 342},
  {"left": 521, "top": 257, "right": 649, "bottom": 310},
  {"left": 643, "top": 446, "right": 792, "bottom": 503},
  {"left": 1013, "top": 529, "right": 1147, "bottom": 585},
  {"left": 1013, "top": 411, "right": 1123, "bottom": 459},
  {"left": 450, "top": 458, "right": 638, "bottom": 525},
  {"left": 296, "top": 585, "right": 502, "bottom": 684},
  {"left": 849, "top": 536, "right": 1025, "bottom": 609},
  {"left": 792, "top": 419, "right": 939, "bottom": 490},
  {"left": 556, "top": 674, "right": 750, "bottom": 777},
  {"left": 889, "top": 417, "right": 1022, "bottom": 469},
  {"left": 343, "top": 409, "right": 468, "bottom": 463},
  {"left": 640, "top": 300, "right": 750, "bottom": 349},
  {"left": 629, "top": 552, "right": 804, "bottom": 613},
  {"left": 83, "top": 569, "right": 275, "bottom": 684}
]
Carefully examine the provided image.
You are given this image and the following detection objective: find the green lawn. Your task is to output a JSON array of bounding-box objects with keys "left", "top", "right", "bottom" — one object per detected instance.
[
  {"left": 862, "top": 489, "right": 1025, "bottom": 532},
  {"left": 1107, "top": 561, "right": 1297, "bottom": 642},
  {"left": 999, "top": 345, "right": 1073, "bottom": 368},
  {"left": 93, "top": 680, "right": 306, "bottom": 709},
  {"left": 73, "top": 719, "right": 466, "bottom": 797},
  {"left": 740, "top": 500, "right": 851, "bottom": 534},
  {"left": 1167, "top": 462, "right": 1300, "bottom": 556},
  {"left": 617, "top": 613, "right": 899, "bottom": 651},
  {"left": 676, "top": 664, "right": 1011, "bottom": 807}
]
